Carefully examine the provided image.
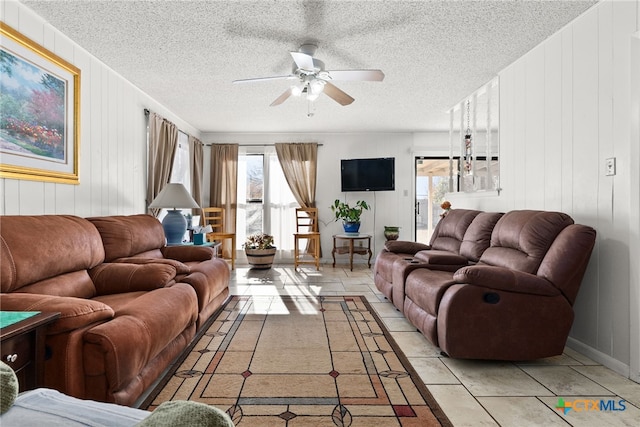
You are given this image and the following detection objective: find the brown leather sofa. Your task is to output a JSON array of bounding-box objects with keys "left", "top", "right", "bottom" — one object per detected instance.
[
  {"left": 87, "top": 214, "right": 230, "bottom": 330},
  {"left": 374, "top": 209, "right": 596, "bottom": 361},
  {"left": 0, "top": 214, "right": 230, "bottom": 406}
]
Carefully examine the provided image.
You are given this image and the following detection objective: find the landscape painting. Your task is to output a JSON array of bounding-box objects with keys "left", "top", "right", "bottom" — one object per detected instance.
[{"left": 0, "top": 23, "right": 80, "bottom": 184}]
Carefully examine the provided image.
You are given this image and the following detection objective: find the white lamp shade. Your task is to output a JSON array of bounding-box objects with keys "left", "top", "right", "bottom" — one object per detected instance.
[{"left": 148, "top": 183, "right": 199, "bottom": 209}]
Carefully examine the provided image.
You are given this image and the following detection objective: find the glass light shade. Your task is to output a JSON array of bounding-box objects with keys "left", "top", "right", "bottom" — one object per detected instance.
[{"left": 291, "top": 85, "right": 303, "bottom": 97}]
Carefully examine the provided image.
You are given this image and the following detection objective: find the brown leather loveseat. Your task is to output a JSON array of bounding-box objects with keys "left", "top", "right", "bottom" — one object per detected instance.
[
  {"left": 374, "top": 209, "right": 596, "bottom": 361},
  {"left": 0, "top": 214, "right": 229, "bottom": 406}
]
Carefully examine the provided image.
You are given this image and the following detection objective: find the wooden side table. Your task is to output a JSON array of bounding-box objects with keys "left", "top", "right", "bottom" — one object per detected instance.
[
  {"left": 332, "top": 234, "right": 372, "bottom": 271},
  {"left": 0, "top": 312, "right": 60, "bottom": 391}
]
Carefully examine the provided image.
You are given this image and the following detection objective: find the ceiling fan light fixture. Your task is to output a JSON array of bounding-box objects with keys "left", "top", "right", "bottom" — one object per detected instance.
[
  {"left": 310, "top": 79, "right": 325, "bottom": 93},
  {"left": 291, "top": 85, "right": 303, "bottom": 97},
  {"left": 238, "top": 43, "right": 383, "bottom": 107},
  {"left": 306, "top": 91, "right": 321, "bottom": 102}
]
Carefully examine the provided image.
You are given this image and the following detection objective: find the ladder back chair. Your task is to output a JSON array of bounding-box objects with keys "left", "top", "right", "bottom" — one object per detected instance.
[
  {"left": 202, "top": 207, "right": 235, "bottom": 269},
  {"left": 294, "top": 207, "right": 321, "bottom": 271}
]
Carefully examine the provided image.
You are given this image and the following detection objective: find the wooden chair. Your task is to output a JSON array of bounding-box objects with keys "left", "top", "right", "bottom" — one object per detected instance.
[
  {"left": 202, "top": 207, "right": 235, "bottom": 270},
  {"left": 294, "top": 207, "right": 321, "bottom": 271}
]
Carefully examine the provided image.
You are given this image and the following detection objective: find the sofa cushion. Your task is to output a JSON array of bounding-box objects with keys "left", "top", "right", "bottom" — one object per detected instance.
[
  {"left": 405, "top": 268, "right": 457, "bottom": 317},
  {"left": 429, "top": 209, "right": 481, "bottom": 253},
  {"left": 88, "top": 215, "right": 166, "bottom": 262},
  {"left": 160, "top": 245, "right": 216, "bottom": 263},
  {"left": 459, "top": 212, "right": 503, "bottom": 262},
  {"left": 1, "top": 215, "right": 105, "bottom": 293},
  {"left": 89, "top": 263, "right": 179, "bottom": 295},
  {"left": 17, "top": 271, "right": 97, "bottom": 299},
  {"left": 479, "top": 210, "right": 574, "bottom": 273},
  {"left": 113, "top": 257, "right": 191, "bottom": 274},
  {"left": 84, "top": 284, "right": 198, "bottom": 391}
]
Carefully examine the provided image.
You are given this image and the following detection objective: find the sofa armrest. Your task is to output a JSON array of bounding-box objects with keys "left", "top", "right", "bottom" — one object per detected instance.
[
  {"left": 160, "top": 245, "right": 215, "bottom": 262},
  {"left": 383, "top": 240, "right": 431, "bottom": 255},
  {"left": 0, "top": 294, "right": 113, "bottom": 334},
  {"left": 89, "top": 263, "right": 178, "bottom": 295},
  {"left": 453, "top": 265, "right": 560, "bottom": 297}
]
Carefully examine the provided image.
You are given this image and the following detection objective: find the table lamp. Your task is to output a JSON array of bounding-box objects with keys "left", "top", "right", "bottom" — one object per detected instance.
[{"left": 148, "top": 183, "right": 200, "bottom": 245}]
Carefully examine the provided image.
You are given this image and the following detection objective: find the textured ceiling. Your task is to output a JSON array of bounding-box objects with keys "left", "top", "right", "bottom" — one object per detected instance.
[{"left": 20, "top": 0, "right": 598, "bottom": 133}]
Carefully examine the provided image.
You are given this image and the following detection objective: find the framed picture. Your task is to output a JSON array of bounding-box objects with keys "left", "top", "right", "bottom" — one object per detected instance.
[{"left": 0, "top": 22, "right": 80, "bottom": 184}]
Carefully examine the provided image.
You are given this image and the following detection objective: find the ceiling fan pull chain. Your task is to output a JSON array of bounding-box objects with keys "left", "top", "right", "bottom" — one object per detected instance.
[{"left": 307, "top": 99, "right": 314, "bottom": 118}]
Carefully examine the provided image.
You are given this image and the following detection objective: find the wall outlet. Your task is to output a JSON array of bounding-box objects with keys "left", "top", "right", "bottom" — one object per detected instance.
[{"left": 605, "top": 157, "right": 616, "bottom": 176}]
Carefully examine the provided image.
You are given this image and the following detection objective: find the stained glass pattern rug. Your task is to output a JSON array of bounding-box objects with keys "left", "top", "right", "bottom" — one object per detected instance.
[{"left": 142, "top": 295, "right": 451, "bottom": 426}]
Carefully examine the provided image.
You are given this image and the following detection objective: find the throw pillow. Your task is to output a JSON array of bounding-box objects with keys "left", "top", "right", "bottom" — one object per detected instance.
[
  {"left": 0, "top": 361, "right": 18, "bottom": 414},
  {"left": 135, "top": 400, "right": 234, "bottom": 427}
]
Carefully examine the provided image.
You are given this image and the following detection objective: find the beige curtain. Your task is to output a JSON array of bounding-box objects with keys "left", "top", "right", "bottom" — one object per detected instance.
[
  {"left": 209, "top": 144, "right": 239, "bottom": 259},
  {"left": 190, "top": 135, "right": 204, "bottom": 218},
  {"left": 275, "top": 142, "right": 319, "bottom": 255},
  {"left": 275, "top": 143, "right": 318, "bottom": 208},
  {"left": 146, "top": 112, "right": 178, "bottom": 216}
]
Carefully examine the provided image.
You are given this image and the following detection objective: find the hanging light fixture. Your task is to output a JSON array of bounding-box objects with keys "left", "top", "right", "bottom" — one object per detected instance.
[{"left": 464, "top": 100, "right": 472, "bottom": 174}]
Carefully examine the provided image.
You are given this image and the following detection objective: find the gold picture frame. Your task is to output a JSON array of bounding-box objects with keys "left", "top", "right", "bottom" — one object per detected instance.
[{"left": 1, "top": 22, "right": 80, "bottom": 184}]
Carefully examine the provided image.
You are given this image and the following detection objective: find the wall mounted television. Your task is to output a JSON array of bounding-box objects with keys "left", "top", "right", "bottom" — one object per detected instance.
[{"left": 341, "top": 157, "right": 395, "bottom": 192}]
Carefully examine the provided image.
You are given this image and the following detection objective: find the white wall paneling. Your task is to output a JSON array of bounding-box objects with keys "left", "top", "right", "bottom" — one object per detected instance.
[
  {"left": 462, "top": 0, "right": 638, "bottom": 378},
  {"left": 543, "top": 35, "right": 563, "bottom": 212},
  {"left": 630, "top": 29, "right": 640, "bottom": 383}
]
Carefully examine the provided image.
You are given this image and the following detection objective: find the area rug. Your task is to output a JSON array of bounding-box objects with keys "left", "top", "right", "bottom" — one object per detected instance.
[{"left": 142, "top": 295, "right": 451, "bottom": 426}]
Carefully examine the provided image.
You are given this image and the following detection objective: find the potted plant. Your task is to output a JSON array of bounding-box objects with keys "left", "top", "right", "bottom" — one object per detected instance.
[
  {"left": 383, "top": 226, "right": 400, "bottom": 241},
  {"left": 331, "top": 199, "right": 370, "bottom": 234},
  {"left": 244, "top": 233, "right": 276, "bottom": 269}
]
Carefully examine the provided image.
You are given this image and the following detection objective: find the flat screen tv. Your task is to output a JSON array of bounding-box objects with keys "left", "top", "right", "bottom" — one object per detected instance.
[{"left": 341, "top": 157, "right": 395, "bottom": 192}]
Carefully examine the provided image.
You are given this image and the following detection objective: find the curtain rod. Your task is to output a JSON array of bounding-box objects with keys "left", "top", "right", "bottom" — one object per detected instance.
[
  {"left": 144, "top": 110, "right": 321, "bottom": 147},
  {"left": 203, "top": 143, "right": 323, "bottom": 147}
]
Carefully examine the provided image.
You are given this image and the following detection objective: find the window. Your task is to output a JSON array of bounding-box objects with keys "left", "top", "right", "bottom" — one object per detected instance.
[
  {"left": 170, "top": 131, "right": 191, "bottom": 190},
  {"left": 237, "top": 148, "right": 297, "bottom": 252}
]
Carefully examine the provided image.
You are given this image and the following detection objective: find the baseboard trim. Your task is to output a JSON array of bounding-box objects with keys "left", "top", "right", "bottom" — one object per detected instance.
[{"left": 566, "top": 337, "right": 630, "bottom": 378}]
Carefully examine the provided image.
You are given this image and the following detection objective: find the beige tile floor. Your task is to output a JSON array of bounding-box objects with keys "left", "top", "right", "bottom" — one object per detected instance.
[{"left": 228, "top": 263, "right": 640, "bottom": 426}]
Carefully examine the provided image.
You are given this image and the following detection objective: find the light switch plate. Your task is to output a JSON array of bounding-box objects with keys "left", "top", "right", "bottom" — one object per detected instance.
[{"left": 605, "top": 158, "right": 616, "bottom": 176}]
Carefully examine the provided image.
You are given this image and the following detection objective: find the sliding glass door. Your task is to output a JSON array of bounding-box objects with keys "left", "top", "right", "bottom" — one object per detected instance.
[{"left": 415, "top": 157, "right": 459, "bottom": 243}]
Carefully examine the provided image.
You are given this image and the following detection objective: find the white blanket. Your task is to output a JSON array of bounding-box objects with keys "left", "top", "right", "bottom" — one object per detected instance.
[{"left": 0, "top": 388, "right": 150, "bottom": 427}]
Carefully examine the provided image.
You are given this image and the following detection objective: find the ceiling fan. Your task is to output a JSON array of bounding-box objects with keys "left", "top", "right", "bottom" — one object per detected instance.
[{"left": 233, "top": 44, "right": 384, "bottom": 107}]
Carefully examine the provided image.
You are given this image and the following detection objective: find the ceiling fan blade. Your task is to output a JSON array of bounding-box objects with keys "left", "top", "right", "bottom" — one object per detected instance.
[
  {"left": 233, "top": 75, "right": 297, "bottom": 84},
  {"left": 326, "top": 69, "right": 385, "bottom": 82},
  {"left": 270, "top": 87, "right": 294, "bottom": 106},
  {"left": 290, "top": 51, "right": 315, "bottom": 71},
  {"left": 323, "top": 82, "right": 354, "bottom": 106}
]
